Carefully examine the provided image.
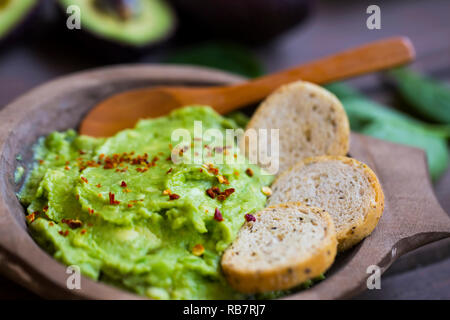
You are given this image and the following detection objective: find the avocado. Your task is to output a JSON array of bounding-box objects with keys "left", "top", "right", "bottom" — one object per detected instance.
[
  {"left": 57, "top": 0, "right": 176, "bottom": 51},
  {"left": 169, "top": 0, "right": 313, "bottom": 44},
  {"left": 0, "top": 0, "right": 39, "bottom": 42}
]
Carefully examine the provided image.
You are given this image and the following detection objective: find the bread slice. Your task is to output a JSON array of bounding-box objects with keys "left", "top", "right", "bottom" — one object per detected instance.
[
  {"left": 240, "top": 81, "right": 350, "bottom": 174},
  {"left": 268, "top": 156, "right": 384, "bottom": 251},
  {"left": 221, "top": 202, "right": 337, "bottom": 293}
]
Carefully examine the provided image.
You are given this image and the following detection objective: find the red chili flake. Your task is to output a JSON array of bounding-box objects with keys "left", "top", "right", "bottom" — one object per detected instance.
[
  {"left": 192, "top": 244, "right": 205, "bottom": 256},
  {"left": 109, "top": 192, "right": 120, "bottom": 205},
  {"left": 206, "top": 164, "right": 219, "bottom": 175},
  {"left": 99, "top": 154, "right": 105, "bottom": 159},
  {"left": 65, "top": 161, "right": 70, "bottom": 165},
  {"left": 104, "top": 163, "right": 114, "bottom": 170},
  {"left": 88, "top": 208, "right": 94, "bottom": 215},
  {"left": 217, "top": 188, "right": 235, "bottom": 201},
  {"left": 127, "top": 203, "right": 133, "bottom": 208},
  {"left": 58, "top": 230, "right": 69, "bottom": 237},
  {"left": 120, "top": 181, "right": 127, "bottom": 187},
  {"left": 38, "top": 160, "right": 45, "bottom": 165},
  {"left": 217, "top": 175, "right": 229, "bottom": 184},
  {"left": 43, "top": 206, "right": 49, "bottom": 213},
  {"left": 96, "top": 184, "right": 102, "bottom": 188},
  {"left": 206, "top": 186, "right": 235, "bottom": 201},
  {"left": 169, "top": 193, "right": 180, "bottom": 200},
  {"left": 75, "top": 194, "right": 80, "bottom": 200},
  {"left": 87, "top": 223, "right": 93, "bottom": 227},
  {"left": 224, "top": 188, "right": 235, "bottom": 196},
  {"left": 80, "top": 229, "right": 87, "bottom": 235},
  {"left": 216, "top": 195, "right": 226, "bottom": 201},
  {"left": 79, "top": 150, "right": 86, "bottom": 155},
  {"left": 214, "top": 208, "right": 224, "bottom": 222},
  {"left": 80, "top": 176, "right": 88, "bottom": 184},
  {"left": 49, "top": 222, "right": 54, "bottom": 227},
  {"left": 166, "top": 168, "right": 173, "bottom": 174},
  {"left": 206, "top": 188, "right": 216, "bottom": 199},
  {"left": 26, "top": 212, "right": 38, "bottom": 223},
  {"left": 245, "top": 214, "right": 256, "bottom": 222},
  {"left": 245, "top": 168, "right": 254, "bottom": 177},
  {"left": 166, "top": 155, "right": 172, "bottom": 162},
  {"left": 199, "top": 169, "right": 203, "bottom": 173},
  {"left": 62, "top": 218, "right": 83, "bottom": 229}
]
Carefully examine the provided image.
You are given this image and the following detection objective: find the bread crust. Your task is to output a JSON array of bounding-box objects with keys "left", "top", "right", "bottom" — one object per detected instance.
[
  {"left": 241, "top": 81, "right": 350, "bottom": 174},
  {"left": 221, "top": 202, "right": 337, "bottom": 293},
  {"left": 271, "top": 156, "right": 385, "bottom": 251}
]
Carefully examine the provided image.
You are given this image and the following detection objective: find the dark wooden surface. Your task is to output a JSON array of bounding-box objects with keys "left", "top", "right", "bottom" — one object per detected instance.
[{"left": 0, "top": 0, "right": 449, "bottom": 299}]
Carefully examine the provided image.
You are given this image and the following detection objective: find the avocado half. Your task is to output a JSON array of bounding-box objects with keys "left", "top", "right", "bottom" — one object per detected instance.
[
  {"left": 58, "top": 0, "right": 176, "bottom": 49},
  {"left": 0, "top": 0, "right": 39, "bottom": 42}
]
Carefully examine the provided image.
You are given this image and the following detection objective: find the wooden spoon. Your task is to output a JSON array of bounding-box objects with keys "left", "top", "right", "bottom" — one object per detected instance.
[{"left": 80, "top": 37, "right": 415, "bottom": 137}]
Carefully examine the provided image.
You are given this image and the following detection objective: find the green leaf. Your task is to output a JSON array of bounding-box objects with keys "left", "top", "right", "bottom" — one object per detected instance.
[
  {"left": 362, "top": 120, "right": 449, "bottom": 181},
  {"left": 340, "top": 97, "right": 450, "bottom": 138},
  {"left": 326, "top": 82, "right": 450, "bottom": 180},
  {"left": 387, "top": 67, "right": 450, "bottom": 124},
  {"left": 164, "top": 42, "right": 264, "bottom": 78}
]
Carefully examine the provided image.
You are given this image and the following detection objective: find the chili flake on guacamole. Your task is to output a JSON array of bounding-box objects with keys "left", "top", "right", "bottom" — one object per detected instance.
[{"left": 18, "top": 106, "right": 273, "bottom": 300}]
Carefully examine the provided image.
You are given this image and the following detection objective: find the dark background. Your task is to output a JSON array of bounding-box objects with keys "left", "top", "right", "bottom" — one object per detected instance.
[{"left": 0, "top": 0, "right": 449, "bottom": 299}]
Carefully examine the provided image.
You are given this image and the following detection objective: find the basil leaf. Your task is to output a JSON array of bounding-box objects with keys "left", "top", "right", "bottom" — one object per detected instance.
[
  {"left": 362, "top": 120, "right": 449, "bottom": 181},
  {"left": 387, "top": 67, "right": 450, "bottom": 124},
  {"left": 326, "top": 82, "right": 450, "bottom": 180}
]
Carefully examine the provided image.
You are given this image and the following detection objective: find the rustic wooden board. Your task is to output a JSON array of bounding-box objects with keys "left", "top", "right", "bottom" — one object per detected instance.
[{"left": 0, "top": 65, "right": 449, "bottom": 299}]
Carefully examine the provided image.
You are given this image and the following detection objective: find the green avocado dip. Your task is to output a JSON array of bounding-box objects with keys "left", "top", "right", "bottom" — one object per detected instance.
[{"left": 18, "top": 106, "right": 274, "bottom": 300}]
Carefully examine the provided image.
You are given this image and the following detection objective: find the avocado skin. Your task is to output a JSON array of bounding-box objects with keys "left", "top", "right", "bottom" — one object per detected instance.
[
  {"left": 55, "top": 0, "right": 177, "bottom": 59},
  {"left": 0, "top": 0, "right": 42, "bottom": 45},
  {"left": 170, "top": 0, "right": 314, "bottom": 44}
]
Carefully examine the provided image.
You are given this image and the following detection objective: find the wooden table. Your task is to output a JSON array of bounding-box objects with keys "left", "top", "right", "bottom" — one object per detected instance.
[{"left": 0, "top": 0, "right": 449, "bottom": 299}]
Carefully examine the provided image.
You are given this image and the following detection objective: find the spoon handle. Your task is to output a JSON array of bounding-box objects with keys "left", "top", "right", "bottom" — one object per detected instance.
[{"left": 217, "top": 37, "right": 415, "bottom": 112}]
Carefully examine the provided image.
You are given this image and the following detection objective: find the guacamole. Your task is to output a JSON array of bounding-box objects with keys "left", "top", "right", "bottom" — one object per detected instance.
[{"left": 18, "top": 106, "right": 273, "bottom": 300}]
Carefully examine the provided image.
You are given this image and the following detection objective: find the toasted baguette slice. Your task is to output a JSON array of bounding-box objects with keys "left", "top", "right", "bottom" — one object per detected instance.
[
  {"left": 221, "top": 202, "right": 337, "bottom": 293},
  {"left": 268, "top": 156, "right": 384, "bottom": 251},
  {"left": 240, "top": 81, "right": 350, "bottom": 174}
]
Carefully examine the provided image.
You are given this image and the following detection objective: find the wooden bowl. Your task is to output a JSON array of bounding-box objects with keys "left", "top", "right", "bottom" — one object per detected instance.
[{"left": 0, "top": 65, "right": 449, "bottom": 299}]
